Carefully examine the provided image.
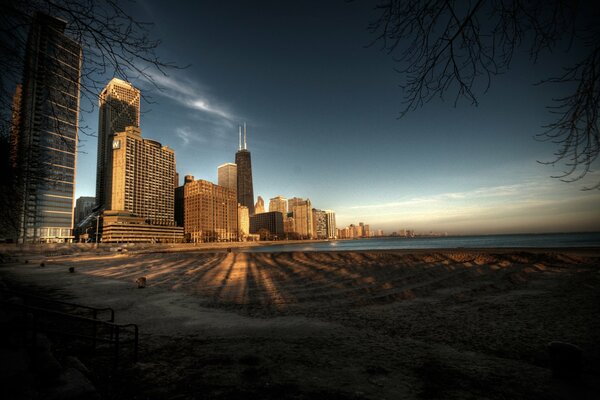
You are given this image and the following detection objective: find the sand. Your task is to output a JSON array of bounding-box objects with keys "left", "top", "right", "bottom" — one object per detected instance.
[{"left": 1, "top": 248, "right": 599, "bottom": 399}]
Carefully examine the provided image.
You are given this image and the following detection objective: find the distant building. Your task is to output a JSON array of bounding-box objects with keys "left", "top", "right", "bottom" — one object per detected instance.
[
  {"left": 250, "top": 211, "right": 284, "bottom": 240},
  {"left": 96, "top": 78, "right": 140, "bottom": 210},
  {"left": 269, "top": 195, "right": 287, "bottom": 215},
  {"left": 73, "top": 197, "right": 95, "bottom": 227},
  {"left": 312, "top": 209, "right": 327, "bottom": 239},
  {"left": 175, "top": 175, "right": 194, "bottom": 228},
  {"left": 9, "top": 85, "right": 22, "bottom": 169},
  {"left": 217, "top": 163, "right": 237, "bottom": 193},
  {"left": 289, "top": 198, "right": 313, "bottom": 239},
  {"left": 325, "top": 210, "right": 337, "bottom": 239},
  {"left": 283, "top": 215, "right": 295, "bottom": 238},
  {"left": 236, "top": 124, "right": 254, "bottom": 215},
  {"left": 255, "top": 196, "right": 265, "bottom": 214},
  {"left": 15, "top": 13, "right": 82, "bottom": 243},
  {"left": 238, "top": 204, "right": 249, "bottom": 240},
  {"left": 184, "top": 177, "right": 238, "bottom": 242}
]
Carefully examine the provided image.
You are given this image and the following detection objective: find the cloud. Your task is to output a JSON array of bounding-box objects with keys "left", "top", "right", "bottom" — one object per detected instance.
[
  {"left": 147, "top": 73, "right": 234, "bottom": 120},
  {"left": 175, "top": 126, "right": 207, "bottom": 145}
]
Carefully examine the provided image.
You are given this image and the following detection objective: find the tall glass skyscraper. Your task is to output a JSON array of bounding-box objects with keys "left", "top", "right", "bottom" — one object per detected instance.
[
  {"left": 17, "top": 13, "right": 82, "bottom": 243},
  {"left": 96, "top": 78, "right": 140, "bottom": 209},
  {"left": 235, "top": 124, "right": 255, "bottom": 215}
]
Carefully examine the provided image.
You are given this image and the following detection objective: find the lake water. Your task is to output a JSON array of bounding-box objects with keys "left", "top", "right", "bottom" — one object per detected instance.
[{"left": 240, "top": 232, "right": 600, "bottom": 253}]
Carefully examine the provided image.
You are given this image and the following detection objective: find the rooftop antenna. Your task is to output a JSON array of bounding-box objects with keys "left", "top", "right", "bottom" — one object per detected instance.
[
  {"left": 243, "top": 122, "right": 247, "bottom": 150},
  {"left": 238, "top": 125, "right": 242, "bottom": 150}
]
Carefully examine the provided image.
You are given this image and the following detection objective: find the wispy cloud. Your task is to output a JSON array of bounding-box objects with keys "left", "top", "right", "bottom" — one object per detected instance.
[
  {"left": 175, "top": 126, "right": 208, "bottom": 145},
  {"left": 147, "top": 73, "right": 234, "bottom": 120},
  {"left": 348, "top": 184, "right": 524, "bottom": 210}
]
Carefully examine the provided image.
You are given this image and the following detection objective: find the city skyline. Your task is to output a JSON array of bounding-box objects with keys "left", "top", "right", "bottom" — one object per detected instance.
[{"left": 72, "top": 1, "right": 600, "bottom": 235}]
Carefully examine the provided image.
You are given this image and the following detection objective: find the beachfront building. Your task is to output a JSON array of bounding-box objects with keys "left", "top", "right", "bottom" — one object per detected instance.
[
  {"left": 269, "top": 195, "right": 287, "bottom": 215},
  {"left": 217, "top": 163, "right": 237, "bottom": 193},
  {"left": 250, "top": 211, "right": 284, "bottom": 240},
  {"left": 184, "top": 177, "right": 238, "bottom": 242},
  {"left": 14, "top": 13, "right": 82, "bottom": 243},
  {"left": 312, "top": 209, "right": 328, "bottom": 239},
  {"left": 96, "top": 78, "right": 140, "bottom": 210},
  {"left": 288, "top": 198, "right": 313, "bottom": 239},
  {"left": 236, "top": 124, "right": 255, "bottom": 215},
  {"left": 325, "top": 210, "right": 337, "bottom": 239},
  {"left": 238, "top": 204, "right": 249, "bottom": 240}
]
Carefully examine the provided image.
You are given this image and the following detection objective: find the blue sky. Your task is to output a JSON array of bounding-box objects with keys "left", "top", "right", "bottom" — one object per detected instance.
[{"left": 74, "top": 0, "right": 600, "bottom": 234}]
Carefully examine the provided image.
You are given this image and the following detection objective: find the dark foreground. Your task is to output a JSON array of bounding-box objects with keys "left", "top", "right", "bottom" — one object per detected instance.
[{"left": 1, "top": 248, "right": 599, "bottom": 399}]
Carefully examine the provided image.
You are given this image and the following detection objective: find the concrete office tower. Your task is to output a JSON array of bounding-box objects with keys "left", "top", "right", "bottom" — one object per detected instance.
[
  {"left": 184, "top": 177, "right": 238, "bottom": 242},
  {"left": 16, "top": 13, "right": 82, "bottom": 243},
  {"left": 325, "top": 210, "right": 337, "bottom": 239},
  {"left": 110, "top": 126, "right": 175, "bottom": 225},
  {"left": 269, "top": 195, "right": 287, "bottom": 215},
  {"left": 218, "top": 163, "right": 237, "bottom": 192},
  {"left": 289, "top": 198, "right": 313, "bottom": 239},
  {"left": 9, "top": 85, "right": 22, "bottom": 169},
  {"left": 96, "top": 78, "right": 140, "bottom": 209},
  {"left": 255, "top": 196, "right": 265, "bottom": 214},
  {"left": 238, "top": 204, "right": 249, "bottom": 240},
  {"left": 235, "top": 123, "right": 255, "bottom": 215}
]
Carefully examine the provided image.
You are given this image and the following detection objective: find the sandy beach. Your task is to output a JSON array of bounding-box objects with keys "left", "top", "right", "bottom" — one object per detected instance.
[{"left": 1, "top": 247, "right": 599, "bottom": 399}]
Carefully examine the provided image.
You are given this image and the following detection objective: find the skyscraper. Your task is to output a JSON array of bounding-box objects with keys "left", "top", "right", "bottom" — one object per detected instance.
[
  {"left": 235, "top": 123, "right": 255, "bottom": 215},
  {"left": 96, "top": 78, "right": 140, "bottom": 209},
  {"left": 217, "top": 162, "right": 237, "bottom": 192},
  {"left": 288, "top": 198, "right": 313, "bottom": 239},
  {"left": 16, "top": 13, "right": 82, "bottom": 243},
  {"left": 254, "top": 196, "right": 265, "bottom": 214},
  {"left": 269, "top": 195, "right": 287, "bottom": 215},
  {"left": 325, "top": 210, "right": 337, "bottom": 239},
  {"left": 184, "top": 177, "right": 238, "bottom": 242},
  {"left": 110, "top": 126, "right": 175, "bottom": 225}
]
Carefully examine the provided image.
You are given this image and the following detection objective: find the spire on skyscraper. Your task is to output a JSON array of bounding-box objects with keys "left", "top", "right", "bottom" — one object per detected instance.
[
  {"left": 243, "top": 122, "right": 247, "bottom": 150},
  {"left": 238, "top": 125, "right": 242, "bottom": 151}
]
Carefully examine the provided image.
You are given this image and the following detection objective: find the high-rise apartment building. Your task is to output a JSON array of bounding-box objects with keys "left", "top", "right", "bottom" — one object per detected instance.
[
  {"left": 184, "top": 177, "right": 238, "bottom": 242},
  {"left": 289, "top": 198, "right": 313, "bottom": 239},
  {"left": 235, "top": 124, "right": 254, "bottom": 215},
  {"left": 269, "top": 195, "right": 287, "bottom": 215},
  {"left": 16, "top": 13, "right": 82, "bottom": 243},
  {"left": 312, "top": 209, "right": 328, "bottom": 239},
  {"left": 238, "top": 204, "right": 249, "bottom": 239},
  {"left": 255, "top": 196, "right": 265, "bottom": 214},
  {"left": 325, "top": 210, "right": 337, "bottom": 239},
  {"left": 96, "top": 78, "right": 140, "bottom": 209},
  {"left": 218, "top": 163, "right": 237, "bottom": 193},
  {"left": 110, "top": 126, "right": 175, "bottom": 225}
]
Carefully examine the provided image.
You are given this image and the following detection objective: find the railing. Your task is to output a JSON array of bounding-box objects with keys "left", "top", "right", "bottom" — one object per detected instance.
[
  {"left": 3, "top": 288, "right": 115, "bottom": 322},
  {"left": 1, "top": 294, "right": 138, "bottom": 369}
]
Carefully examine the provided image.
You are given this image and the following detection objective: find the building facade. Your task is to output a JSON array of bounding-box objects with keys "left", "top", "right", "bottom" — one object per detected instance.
[
  {"left": 184, "top": 177, "right": 238, "bottom": 242},
  {"left": 250, "top": 211, "right": 284, "bottom": 239},
  {"left": 73, "top": 196, "right": 95, "bottom": 227},
  {"left": 312, "top": 209, "right": 328, "bottom": 239},
  {"left": 325, "top": 210, "right": 337, "bottom": 239},
  {"left": 289, "top": 198, "right": 313, "bottom": 239},
  {"left": 254, "top": 195, "right": 265, "bottom": 214},
  {"left": 217, "top": 163, "right": 237, "bottom": 193},
  {"left": 235, "top": 124, "right": 254, "bottom": 215},
  {"left": 16, "top": 13, "right": 82, "bottom": 243},
  {"left": 109, "top": 126, "right": 176, "bottom": 225},
  {"left": 96, "top": 78, "right": 140, "bottom": 209},
  {"left": 238, "top": 204, "right": 249, "bottom": 239},
  {"left": 269, "top": 195, "right": 287, "bottom": 215}
]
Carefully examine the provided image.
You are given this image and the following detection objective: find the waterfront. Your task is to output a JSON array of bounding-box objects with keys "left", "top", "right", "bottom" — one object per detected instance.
[{"left": 243, "top": 232, "right": 600, "bottom": 253}]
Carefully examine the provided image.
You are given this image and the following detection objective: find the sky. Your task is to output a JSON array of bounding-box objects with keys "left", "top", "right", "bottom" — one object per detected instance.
[{"left": 74, "top": 0, "right": 600, "bottom": 235}]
